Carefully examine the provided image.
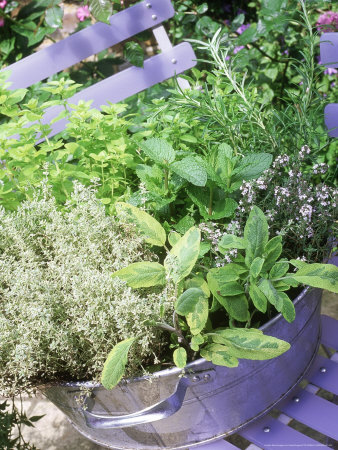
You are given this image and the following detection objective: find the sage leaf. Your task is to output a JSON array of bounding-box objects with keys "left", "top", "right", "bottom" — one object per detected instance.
[
  {"left": 218, "top": 234, "right": 246, "bottom": 251},
  {"left": 290, "top": 263, "right": 338, "bottom": 294},
  {"left": 175, "top": 288, "right": 206, "bottom": 316},
  {"left": 233, "top": 153, "right": 272, "bottom": 181},
  {"left": 279, "top": 292, "right": 295, "bottom": 323},
  {"left": 186, "top": 295, "right": 209, "bottom": 335},
  {"left": 168, "top": 231, "right": 181, "bottom": 247},
  {"left": 185, "top": 276, "right": 210, "bottom": 297},
  {"left": 171, "top": 156, "right": 207, "bottom": 187},
  {"left": 101, "top": 338, "right": 136, "bottom": 389},
  {"left": 200, "top": 344, "right": 238, "bottom": 367},
  {"left": 269, "top": 262, "right": 289, "bottom": 279},
  {"left": 112, "top": 262, "right": 166, "bottom": 288},
  {"left": 289, "top": 259, "right": 308, "bottom": 270},
  {"left": 258, "top": 278, "right": 283, "bottom": 312},
  {"left": 191, "top": 334, "right": 204, "bottom": 351},
  {"left": 212, "top": 328, "right": 290, "bottom": 360},
  {"left": 164, "top": 227, "right": 200, "bottom": 284},
  {"left": 250, "top": 257, "right": 265, "bottom": 278},
  {"left": 249, "top": 284, "right": 267, "bottom": 313},
  {"left": 140, "top": 138, "right": 176, "bottom": 165},
  {"left": 173, "top": 347, "right": 187, "bottom": 369},
  {"left": 244, "top": 206, "right": 269, "bottom": 266},
  {"left": 207, "top": 267, "right": 249, "bottom": 321},
  {"left": 219, "top": 282, "right": 245, "bottom": 296},
  {"left": 199, "top": 241, "right": 211, "bottom": 258},
  {"left": 116, "top": 202, "right": 166, "bottom": 247},
  {"left": 262, "top": 236, "right": 282, "bottom": 272}
]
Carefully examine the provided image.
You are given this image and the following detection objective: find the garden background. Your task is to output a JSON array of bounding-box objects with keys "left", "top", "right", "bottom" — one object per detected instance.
[{"left": 0, "top": 0, "right": 337, "bottom": 448}]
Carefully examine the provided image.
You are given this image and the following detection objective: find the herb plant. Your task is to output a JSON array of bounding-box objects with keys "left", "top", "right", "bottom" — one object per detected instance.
[{"left": 101, "top": 204, "right": 338, "bottom": 389}]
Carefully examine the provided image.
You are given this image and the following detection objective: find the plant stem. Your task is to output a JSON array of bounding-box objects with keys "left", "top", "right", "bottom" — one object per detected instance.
[{"left": 208, "top": 186, "right": 213, "bottom": 216}]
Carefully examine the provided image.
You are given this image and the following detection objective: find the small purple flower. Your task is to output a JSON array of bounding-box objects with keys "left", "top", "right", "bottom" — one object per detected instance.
[
  {"left": 236, "top": 23, "right": 250, "bottom": 35},
  {"left": 233, "top": 45, "right": 244, "bottom": 54},
  {"left": 76, "top": 5, "right": 90, "bottom": 22}
]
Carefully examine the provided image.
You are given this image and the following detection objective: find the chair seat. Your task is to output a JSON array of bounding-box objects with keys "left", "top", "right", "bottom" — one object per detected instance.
[{"left": 194, "top": 315, "right": 338, "bottom": 449}]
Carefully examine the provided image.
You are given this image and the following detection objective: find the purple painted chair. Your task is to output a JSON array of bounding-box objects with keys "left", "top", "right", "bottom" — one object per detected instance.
[
  {"left": 2, "top": 0, "right": 196, "bottom": 139},
  {"left": 320, "top": 33, "right": 338, "bottom": 137}
]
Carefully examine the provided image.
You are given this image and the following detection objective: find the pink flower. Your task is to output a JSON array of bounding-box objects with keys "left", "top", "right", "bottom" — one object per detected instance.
[
  {"left": 0, "top": 17, "right": 4, "bottom": 27},
  {"left": 76, "top": 5, "right": 90, "bottom": 22},
  {"left": 324, "top": 67, "right": 338, "bottom": 76},
  {"left": 0, "top": 0, "right": 6, "bottom": 9},
  {"left": 316, "top": 11, "right": 338, "bottom": 33}
]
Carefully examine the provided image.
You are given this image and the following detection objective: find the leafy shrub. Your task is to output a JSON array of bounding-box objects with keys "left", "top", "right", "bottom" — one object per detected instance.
[{"left": 0, "top": 179, "right": 172, "bottom": 396}]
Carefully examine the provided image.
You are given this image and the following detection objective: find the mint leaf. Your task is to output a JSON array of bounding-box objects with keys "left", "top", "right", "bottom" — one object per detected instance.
[
  {"left": 141, "top": 138, "right": 176, "bottom": 165},
  {"left": 171, "top": 156, "right": 207, "bottom": 187}
]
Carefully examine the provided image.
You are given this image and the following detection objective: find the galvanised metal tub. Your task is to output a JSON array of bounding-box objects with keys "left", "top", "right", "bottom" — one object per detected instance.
[{"left": 43, "top": 286, "right": 322, "bottom": 449}]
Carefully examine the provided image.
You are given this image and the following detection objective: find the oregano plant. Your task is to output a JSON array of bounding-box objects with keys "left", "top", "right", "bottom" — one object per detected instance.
[{"left": 101, "top": 204, "right": 338, "bottom": 390}]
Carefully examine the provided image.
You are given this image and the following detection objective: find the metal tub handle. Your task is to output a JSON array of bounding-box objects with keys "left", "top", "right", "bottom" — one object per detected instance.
[{"left": 83, "top": 376, "right": 191, "bottom": 429}]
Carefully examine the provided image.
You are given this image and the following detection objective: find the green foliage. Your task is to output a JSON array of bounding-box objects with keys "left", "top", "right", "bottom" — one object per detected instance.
[
  {"left": 173, "top": 347, "right": 187, "bottom": 368},
  {"left": 101, "top": 338, "right": 136, "bottom": 389},
  {"left": 123, "top": 42, "right": 144, "bottom": 68},
  {"left": 112, "top": 262, "right": 167, "bottom": 288},
  {"left": 0, "top": 398, "right": 41, "bottom": 449},
  {"left": 0, "top": 1, "right": 62, "bottom": 66},
  {"left": 115, "top": 202, "right": 166, "bottom": 247}
]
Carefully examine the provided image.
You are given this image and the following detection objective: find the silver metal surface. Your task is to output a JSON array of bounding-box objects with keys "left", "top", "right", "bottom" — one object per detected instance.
[{"left": 43, "top": 286, "right": 322, "bottom": 449}]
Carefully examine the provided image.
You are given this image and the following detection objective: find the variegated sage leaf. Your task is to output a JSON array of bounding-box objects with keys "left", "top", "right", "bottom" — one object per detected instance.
[
  {"left": 164, "top": 227, "right": 200, "bottom": 284},
  {"left": 278, "top": 292, "right": 295, "bottom": 323},
  {"left": 218, "top": 234, "right": 246, "bottom": 252},
  {"left": 269, "top": 261, "right": 289, "bottom": 279},
  {"left": 250, "top": 257, "right": 265, "bottom": 278},
  {"left": 186, "top": 295, "right": 209, "bottom": 335},
  {"left": 219, "top": 282, "right": 245, "bottom": 296},
  {"left": 262, "top": 236, "right": 282, "bottom": 272},
  {"left": 211, "top": 328, "right": 290, "bottom": 360},
  {"left": 173, "top": 347, "right": 187, "bottom": 369},
  {"left": 249, "top": 284, "right": 267, "bottom": 313},
  {"left": 244, "top": 206, "right": 269, "bottom": 266},
  {"left": 289, "top": 263, "right": 338, "bottom": 294},
  {"left": 258, "top": 278, "right": 283, "bottom": 312},
  {"left": 112, "top": 262, "right": 166, "bottom": 288},
  {"left": 200, "top": 344, "right": 238, "bottom": 367},
  {"left": 101, "top": 337, "right": 136, "bottom": 389},
  {"left": 175, "top": 288, "right": 206, "bottom": 316},
  {"left": 116, "top": 202, "right": 166, "bottom": 247}
]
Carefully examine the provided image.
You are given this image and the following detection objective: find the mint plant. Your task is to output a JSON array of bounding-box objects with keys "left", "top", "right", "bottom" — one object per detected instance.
[
  {"left": 132, "top": 138, "right": 272, "bottom": 221},
  {"left": 101, "top": 204, "right": 338, "bottom": 389}
]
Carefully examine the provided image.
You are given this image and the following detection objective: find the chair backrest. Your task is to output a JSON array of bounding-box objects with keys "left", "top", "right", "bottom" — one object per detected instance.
[
  {"left": 2, "top": 0, "right": 196, "bottom": 138},
  {"left": 320, "top": 32, "right": 338, "bottom": 137}
]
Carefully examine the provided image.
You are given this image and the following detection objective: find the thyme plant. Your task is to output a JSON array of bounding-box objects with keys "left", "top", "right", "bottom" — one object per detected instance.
[{"left": 0, "top": 180, "right": 172, "bottom": 396}]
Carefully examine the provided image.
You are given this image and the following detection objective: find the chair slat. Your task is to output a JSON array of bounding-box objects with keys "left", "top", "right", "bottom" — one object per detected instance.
[
  {"left": 324, "top": 104, "right": 338, "bottom": 138},
  {"left": 3, "top": 0, "right": 174, "bottom": 90},
  {"left": 193, "top": 439, "right": 239, "bottom": 449},
  {"left": 37, "top": 42, "right": 196, "bottom": 139},
  {"left": 279, "top": 389, "right": 338, "bottom": 440},
  {"left": 239, "top": 417, "right": 328, "bottom": 449},
  {"left": 321, "top": 314, "right": 338, "bottom": 350},
  {"left": 307, "top": 354, "right": 338, "bottom": 395},
  {"left": 320, "top": 33, "right": 338, "bottom": 68}
]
